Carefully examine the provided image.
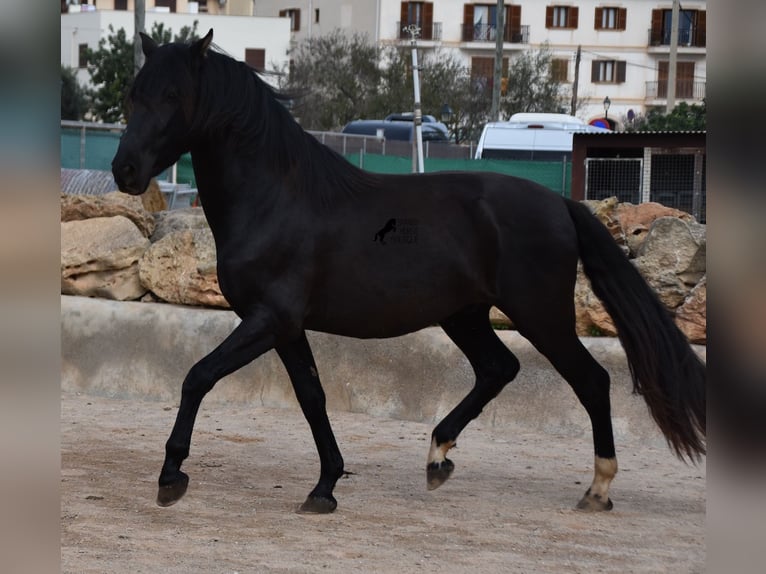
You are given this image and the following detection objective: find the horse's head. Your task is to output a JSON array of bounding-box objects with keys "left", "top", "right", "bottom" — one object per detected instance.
[{"left": 112, "top": 29, "right": 213, "bottom": 195}]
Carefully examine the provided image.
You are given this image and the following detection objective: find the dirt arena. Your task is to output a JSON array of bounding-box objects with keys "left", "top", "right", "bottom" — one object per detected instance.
[{"left": 61, "top": 390, "right": 705, "bottom": 573}]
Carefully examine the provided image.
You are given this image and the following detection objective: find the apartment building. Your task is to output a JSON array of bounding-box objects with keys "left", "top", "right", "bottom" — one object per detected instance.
[
  {"left": 62, "top": 1, "right": 706, "bottom": 128},
  {"left": 252, "top": 0, "right": 706, "bottom": 127},
  {"left": 61, "top": 2, "right": 291, "bottom": 89}
]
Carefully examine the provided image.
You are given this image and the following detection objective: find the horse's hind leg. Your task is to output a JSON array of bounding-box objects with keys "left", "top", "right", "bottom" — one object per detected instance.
[
  {"left": 157, "top": 315, "right": 276, "bottom": 507},
  {"left": 507, "top": 307, "right": 618, "bottom": 511},
  {"left": 428, "top": 305, "right": 520, "bottom": 489},
  {"left": 276, "top": 331, "right": 344, "bottom": 514}
]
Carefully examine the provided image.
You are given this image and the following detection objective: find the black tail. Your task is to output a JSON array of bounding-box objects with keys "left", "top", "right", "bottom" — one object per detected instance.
[{"left": 565, "top": 199, "right": 706, "bottom": 461}]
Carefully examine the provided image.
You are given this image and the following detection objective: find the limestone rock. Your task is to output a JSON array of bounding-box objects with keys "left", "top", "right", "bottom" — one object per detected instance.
[
  {"left": 61, "top": 191, "right": 156, "bottom": 237},
  {"left": 151, "top": 207, "right": 209, "bottom": 242},
  {"left": 139, "top": 228, "right": 228, "bottom": 308},
  {"left": 140, "top": 179, "right": 168, "bottom": 212},
  {"left": 61, "top": 216, "right": 150, "bottom": 300},
  {"left": 675, "top": 276, "right": 706, "bottom": 344},
  {"left": 634, "top": 216, "right": 706, "bottom": 308},
  {"left": 615, "top": 202, "right": 695, "bottom": 256},
  {"left": 574, "top": 264, "right": 617, "bottom": 337}
]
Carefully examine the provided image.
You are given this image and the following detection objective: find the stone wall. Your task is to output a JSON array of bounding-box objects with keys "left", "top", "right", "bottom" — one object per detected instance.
[{"left": 60, "top": 192, "right": 706, "bottom": 344}]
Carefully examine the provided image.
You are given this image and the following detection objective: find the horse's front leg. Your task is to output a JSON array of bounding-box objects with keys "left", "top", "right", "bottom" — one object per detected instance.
[
  {"left": 157, "top": 315, "right": 276, "bottom": 506},
  {"left": 276, "top": 332, "right": 344, "bottom": 514}
]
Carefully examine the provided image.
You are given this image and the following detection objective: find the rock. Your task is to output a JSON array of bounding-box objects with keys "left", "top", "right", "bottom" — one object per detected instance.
[
  {"left": 675, "top": 276, "right": 706, "bottom": 344},
  {"left": 151, "top": 207, "right": 209, "bottom": 242},
  {"left": 574, "top": 264, "right": 617, "bottom": 337},
  {"left": 634, "top": 216, "right": 706, "bottom": 308},
  {"left": 61, "top": 216, "right": 150, "bottom": 300},
  {"left": 140, "top": 179, "right": 168, "bottom": 212},
  {"left": 139, "top": 228, "right": 228, "bottom": 308},
  {"left": 614, "top": 202, "right": 695, "bottom": 257},
  {"left": 582, "top": 196, "right": 624, "bottom": 248},
  {"left": 61, "top": 192, "right": 156, "bottom": 237}
]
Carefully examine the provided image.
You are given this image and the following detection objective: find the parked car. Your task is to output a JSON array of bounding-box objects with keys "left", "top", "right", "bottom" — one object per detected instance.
[
  {"left": 384, "top": 113, "right": 450, "bottom": 139},
  {"left": 341, "top": 119, "right": 449, "bottom": 143}
]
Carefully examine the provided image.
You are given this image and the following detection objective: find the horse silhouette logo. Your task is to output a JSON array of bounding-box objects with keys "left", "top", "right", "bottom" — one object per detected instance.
[{"left": 373, "top": 218, "right": 397, "bottom": 245}]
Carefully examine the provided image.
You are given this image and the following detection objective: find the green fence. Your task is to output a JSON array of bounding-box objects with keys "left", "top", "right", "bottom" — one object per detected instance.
[
  {"left": 61, "top": 123, "right": 571, "bottom": 197},
  {"left": 347, "top": 153, "right": 572, "bottom": 197}
]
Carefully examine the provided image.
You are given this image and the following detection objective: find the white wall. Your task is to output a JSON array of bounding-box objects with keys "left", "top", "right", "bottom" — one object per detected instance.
[{"left": 61, "top": 10, "right": 291, "bottom": 89}]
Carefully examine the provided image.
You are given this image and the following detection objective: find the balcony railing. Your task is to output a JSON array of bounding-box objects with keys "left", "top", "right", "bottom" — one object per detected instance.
[
  {"left": 461, "top": 24, "right": 529, "bottom": 44},
  {"left": 397, "top": 21, "right": 443, "bottom": 41},
  {"left": 648, "top": 27, "right": 706, "bottom": 48},
  {"left": 645, "top": 80, "right": 706, "bottom": 100}
]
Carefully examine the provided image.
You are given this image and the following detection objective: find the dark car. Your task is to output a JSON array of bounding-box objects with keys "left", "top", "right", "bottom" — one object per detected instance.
[{"left": 341, "top": 119, "right": 449, "bottom": 142}]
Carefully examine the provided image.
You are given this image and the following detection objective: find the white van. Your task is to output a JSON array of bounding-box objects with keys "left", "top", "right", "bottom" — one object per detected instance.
[{"left": 474, "top": 113, "right": 610, "bottom": 160}]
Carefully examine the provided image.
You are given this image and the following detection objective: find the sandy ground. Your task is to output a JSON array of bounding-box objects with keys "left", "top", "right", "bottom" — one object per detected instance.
[{"left": 61, "top": 390, "right": 705, "bottom": 573}]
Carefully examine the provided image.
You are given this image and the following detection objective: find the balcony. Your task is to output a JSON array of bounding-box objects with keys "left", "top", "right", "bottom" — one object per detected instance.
[
  {"left": 647, "top": 27, "right": 706, "bottom": 48},
  {"left": 461, "top": 24, "right": 529, "bottom": 44},
  {"left": 396, "top": 22, "right": 443, "bottom": 42},
  {"left": 645, "top": 81, "right": 706, "bottom": 101}
]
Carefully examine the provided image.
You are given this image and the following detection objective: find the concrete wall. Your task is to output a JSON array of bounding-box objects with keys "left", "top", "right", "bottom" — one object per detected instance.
[{"left": 61, "top": 295, "right": 704, "bottom": 446}]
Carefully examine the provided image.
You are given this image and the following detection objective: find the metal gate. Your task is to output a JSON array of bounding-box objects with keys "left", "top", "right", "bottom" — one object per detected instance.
[{"left": 584, "top": 158, "right": 643, "bottom": 205}]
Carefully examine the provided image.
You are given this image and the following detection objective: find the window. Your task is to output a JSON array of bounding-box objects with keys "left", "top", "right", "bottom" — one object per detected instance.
[
  {"left": 400, "top": 2, "right": 434, "bottom": 40},
  {"left": 197, "top": 0, "right": 208, "bottom": 12},
  {"left": 552, "top": 58, "right": 569, "bottom": 82},
  {"left": 591, "top": 60, "right": 626, "bottom": 83},
  {"left": 650, "top": 9, "right": 706, "bottom": 47},
  {"left": 462, "top": 4, "right": 522, "bottom": 43},
  {"left": 155, "top": 0, "right": 177, "bottom": 13},
  {"left": 245, "top": 49, "right": 265, "bottom": 71},
  {"left": 114, "top": 0, "right": 128, "bottom": 10},
  {"left": 595, "top": 7, "right": 626, "bottom": 30},
  {"left": 546, "top": 5, "right": 579, "bottom": 29},
  {"left": 315, "top": 9, "right": 320, "bottom": 23},
  {"left": 658, "top": 61, "right": 695, "bottom": 99},
  {"left": 78, "top": 43, "right": 89, "bottom": 68},
  {"left": 470, "top": 56, "right": 509, "bottom": 91},
  {"left": 279, "top": 9, "right": 301, "bottom": 32}
]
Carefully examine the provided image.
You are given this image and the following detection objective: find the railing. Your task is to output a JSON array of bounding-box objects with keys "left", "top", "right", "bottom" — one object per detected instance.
[
  {"left": 645, "top": 81, "right": 706, "bottom": 100},
  {"left": 396, "top": 21, "right": 442, "bottom": 41},
  {"left": 647, "top": 27, "right": 706, "bottom": 47},
  {"left": 461, "top": 24, "right": 529, "bottom": 44}
]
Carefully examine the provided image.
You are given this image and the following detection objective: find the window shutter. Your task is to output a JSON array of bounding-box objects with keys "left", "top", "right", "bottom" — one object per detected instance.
[
  {"left": 617, "top": 61, "right": 627, "bottom": 83},
  {"left": 294, "top": 10, "right": 301, "bottom": 31},
  {"left": 617, "top": 8, "right": 627, "bottom": 31},
  {"left": 245, "top": 48, "right": 265, "bottom": 71},
  {"left": 594, "top": 7, "right": 603, "bottom": 30},
  {"left": 279, "top": 9, "right": 286, "bottom": 18},
  {"left": 423, "top": 2, "right": 434, "bottom": 39},
  {"left": 569, "top": 6, "right": 579, "bottom": 28},
  {"left": 650, "top": 9, "right": 662, "bottom": 44},
  {"left": 591, "top": 61, "right": 599, "bottom": 82},
  {"left": 463, "top": 4, "right": 474, "bottom": 41},
  {"left": 400, "top": 2, "right": 409, "bottom": 26},
  {"left": 509, "top": 5, "right": 522, "bottom": 38},
  {"left": 545, "top": 6, "right": 553, "bottom": 28},
  {"left": 696, "top": 11, "right": 706, "bottom": 47}
]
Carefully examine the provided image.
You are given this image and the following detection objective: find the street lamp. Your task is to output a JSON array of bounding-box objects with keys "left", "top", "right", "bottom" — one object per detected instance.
[
  {"left": 603, "top": 96, "right": 611, "bottom": 121},
  {"left": 440, "top": 104, "right": 453, "bottom": 123}
]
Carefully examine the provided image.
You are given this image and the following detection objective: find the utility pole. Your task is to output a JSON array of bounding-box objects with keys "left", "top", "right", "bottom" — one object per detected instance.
[
  {"left": 134, "top": 0, "right": 145, "bottom": 76},
  {"left": 570, "top": 45, "right": 581, "bottom": 115},
  {"left": 404, "top": 25, "right": 425, "bottom": 173},
  {"left": 490, "top": 0, "right": 505, "bottom": 121},
  {"left": 666, "top": 0, "right": 680, "bottom": 112}
]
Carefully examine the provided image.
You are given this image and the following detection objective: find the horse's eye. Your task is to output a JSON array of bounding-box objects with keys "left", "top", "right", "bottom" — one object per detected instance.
[{"left": 166, "top": 90, "right": 179, "bottom": 103}]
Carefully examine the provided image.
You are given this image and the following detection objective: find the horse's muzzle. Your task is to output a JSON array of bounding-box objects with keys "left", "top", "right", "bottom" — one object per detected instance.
[{"left": 112, "top": 151, "right": 147, "bottom": 196}]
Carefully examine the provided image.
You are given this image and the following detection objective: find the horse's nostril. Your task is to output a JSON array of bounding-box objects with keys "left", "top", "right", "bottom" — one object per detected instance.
[{"left": 122, "top": 163, "right": 136, "bottom": 177}]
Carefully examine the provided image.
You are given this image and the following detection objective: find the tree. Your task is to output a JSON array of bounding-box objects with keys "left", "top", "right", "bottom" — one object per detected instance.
[
  {"left": 61, "top": 65, "right": 89, "bottom": 120},
  {"left": 86, "top": 22, "right": 200, "bottom": 123},
  {"left": 623, "top": 101, "right": 706, "bottom": 132},
  {"left": 281, "top": 30, "right": 383, "bottom": 130},
  {"left": 501, "top": 44, "right": 567, "bottom": 116}
]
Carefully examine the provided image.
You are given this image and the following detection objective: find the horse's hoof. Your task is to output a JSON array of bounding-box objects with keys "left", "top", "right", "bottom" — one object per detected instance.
[
  {"left": 297, "top": 494, "right": 337, "bottom": 514},
  {"left": 575, "top": 488, "right": 613, "bottom": 512},
  {"left": 426, "top": 458, "right": 455, "bottom": 490},
  {"left": 157, "top": 472, "right": 189, "bottom": 507}
]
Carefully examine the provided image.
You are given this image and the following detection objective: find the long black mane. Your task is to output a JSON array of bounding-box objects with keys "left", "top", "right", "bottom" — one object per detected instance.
[{"left": 194, "top": 48, "right": 381, "bottom": 205}]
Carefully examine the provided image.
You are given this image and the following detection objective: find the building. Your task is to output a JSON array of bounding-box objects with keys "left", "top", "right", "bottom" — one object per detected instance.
[
  {"left": 61, "top": 3, "right": 292, "bottom": 89},
  {"left": 252, "top": 0, "right": 706, "bottom": 128},
  {"left": 61, "top": 1, "right": 706, "bottom": 129}
]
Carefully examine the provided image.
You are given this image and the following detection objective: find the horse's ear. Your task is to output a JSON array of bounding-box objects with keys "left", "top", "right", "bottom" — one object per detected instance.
[
  {"left": 192, "top": 29, "right": 214, "bottom": 59},
  {"left": 140, "top": 32, "right": 158, "bottom": 58}
]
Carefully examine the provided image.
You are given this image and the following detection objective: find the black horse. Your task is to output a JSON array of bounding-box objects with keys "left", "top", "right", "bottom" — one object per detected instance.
[{"left": 112, "top": 30, "right": 705, "bottom": 514}]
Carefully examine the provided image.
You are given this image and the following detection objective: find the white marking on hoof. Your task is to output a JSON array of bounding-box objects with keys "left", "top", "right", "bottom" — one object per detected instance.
[
  {"left": 427, "top": 437, "right": 456, "bottom": 465},
  {"left": 589, "top": 456, "right": 618, "bottom": 501}
]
